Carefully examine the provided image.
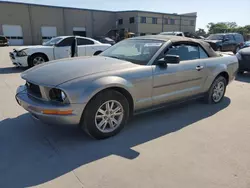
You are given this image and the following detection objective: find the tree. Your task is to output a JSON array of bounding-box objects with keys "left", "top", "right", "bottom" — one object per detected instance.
[
  {"left": 195, "top": 28, "right": 207, "bottom": 37},
  {"left": 207, "top": 22, "right": 229, "bottom": 34}
]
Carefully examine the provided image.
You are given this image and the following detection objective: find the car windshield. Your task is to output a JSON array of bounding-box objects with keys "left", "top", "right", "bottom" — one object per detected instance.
[
  {"left": 43, "top": 37, "right": 63, "bottom": 46},
  {"left": 100, "top": 39, "right": 164, "bottom": 65},
  {"left": 207, "top": 34, "right": 224, "bottom": 40}
]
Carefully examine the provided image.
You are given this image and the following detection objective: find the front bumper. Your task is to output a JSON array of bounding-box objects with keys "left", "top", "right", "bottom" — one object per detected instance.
[
  {"left": 0, "top": 42, "right": 8, "bottom": 46},
  {"left": 9, "top": 52, "right": 28, "bottom": 67},
  {"left": 16, "top": 85, "right": 85, "bottom": 125}
]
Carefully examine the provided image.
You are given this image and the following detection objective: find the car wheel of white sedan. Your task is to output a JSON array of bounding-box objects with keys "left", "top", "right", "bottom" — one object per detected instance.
[
  {"left": 81, "top": 90, "right": 129, "bottom": 139},
  {"left": 29, "top": 54, "right": 47, "bottom": 67},
  {"left": 205, "top": 76, "right": 227, "bottom": 104}
]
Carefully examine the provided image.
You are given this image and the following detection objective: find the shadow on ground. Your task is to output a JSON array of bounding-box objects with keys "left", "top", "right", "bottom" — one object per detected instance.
[
  {"left": 0, "top": 67, "right": 27, "bottom": 74},
  {"left": 0, "top": 98, "right": 231, "bottom": 188},
  {"left": 236, "top": 72, "right": 250, "bottom": 83}
]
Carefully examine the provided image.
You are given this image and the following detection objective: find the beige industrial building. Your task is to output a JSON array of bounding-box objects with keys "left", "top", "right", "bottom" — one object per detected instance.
[{"left": 0, "top": 1, "right": 197, "bottom": 45}]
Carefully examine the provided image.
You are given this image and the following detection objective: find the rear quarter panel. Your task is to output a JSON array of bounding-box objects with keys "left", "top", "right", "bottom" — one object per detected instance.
[{"left": 202, "top": 55, "right": 238, "bottom": 92}]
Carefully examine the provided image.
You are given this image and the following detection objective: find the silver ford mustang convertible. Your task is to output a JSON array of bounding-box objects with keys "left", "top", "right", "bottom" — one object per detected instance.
[{"left": 16, "top": 35, "right": 238, "bottom": 139}]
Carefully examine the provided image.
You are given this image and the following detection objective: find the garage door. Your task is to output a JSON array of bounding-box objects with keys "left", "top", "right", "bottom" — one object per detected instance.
[
  {"left": 41, "top": 26, "right": 57, "bottom": 43},
  {"left": 73, "top": 27, "right": 86, "bottom": 37},
  {"left": 2, "top": 25, "right": 24, "bottom": 45}
]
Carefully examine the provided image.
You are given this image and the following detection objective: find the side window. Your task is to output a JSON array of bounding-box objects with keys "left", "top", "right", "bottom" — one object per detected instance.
[
  {"left": 166, "top": 44, "right": 199, "bottom": 61},
  {"left": 227, "top": 35, "right": 234, "bottom": 41},
  {"left": 235, "top": 34, "right": 244, "bottom": 43},
  {"left": 77, "top": 38, "right": 94, "bottom": 45},
  {"left": 199, "top": 46, "right": 208, "bottom": 59},
  {"left": 57, "top": 37, "right": 75, "bottom": 47}
]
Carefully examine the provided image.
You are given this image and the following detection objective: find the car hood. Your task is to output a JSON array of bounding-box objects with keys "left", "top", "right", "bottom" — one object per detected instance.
[
  {"left": 21, "top": 56, "right": 138, "bottom": 86},
  {"left": 14, "top": 45, "right": 52, "bottom": 51}
]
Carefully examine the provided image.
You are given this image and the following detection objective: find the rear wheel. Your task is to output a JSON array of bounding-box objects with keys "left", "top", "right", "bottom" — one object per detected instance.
[
  {"left": 238, "top": 70, "right": 244, "bottom": 75},
  {"left": 234, "top": 46, "right": 240, "bottom": 54},
  {"left": 205, "top": 76, "right": 227, "bottom": 104},
  {"left": 80, "top": 90, "right": 129, "bottom": 139}
]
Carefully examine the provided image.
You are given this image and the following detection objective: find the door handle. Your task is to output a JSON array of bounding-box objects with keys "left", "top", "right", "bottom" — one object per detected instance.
[{"left": 196, "top": 65, "right": 204, "bottom": 71}]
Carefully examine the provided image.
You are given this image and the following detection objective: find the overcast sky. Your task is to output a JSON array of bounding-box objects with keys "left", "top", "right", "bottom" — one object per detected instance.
[{"left": 3, "top": 0, "right": 250, "bottom": 30}]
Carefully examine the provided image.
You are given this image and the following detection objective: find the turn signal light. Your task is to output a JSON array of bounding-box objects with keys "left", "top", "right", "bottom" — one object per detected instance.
[{"left": 42, "top": 109, "right": 73, "bottom": 115}]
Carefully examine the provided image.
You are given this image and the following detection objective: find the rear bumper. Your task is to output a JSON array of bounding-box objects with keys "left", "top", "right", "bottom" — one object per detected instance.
[
  {"left": 16, "top": 85, "right": 85, "bottom": 125},
  {"left": 239, "top": 59, "right": 250, "bottom": 71}
]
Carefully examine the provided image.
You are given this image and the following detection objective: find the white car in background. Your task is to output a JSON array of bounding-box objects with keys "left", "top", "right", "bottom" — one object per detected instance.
[
  {"left": 9, "top": 36, "right": 111, "bottom": 67},
  {"left": 158, "top": 31, "right": 185, "bottom": 37}
]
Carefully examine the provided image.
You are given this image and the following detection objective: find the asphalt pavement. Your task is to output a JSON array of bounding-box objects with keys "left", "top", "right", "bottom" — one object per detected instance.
[{"left": 0, "top": 46, "right": 250, "bottom": 188}]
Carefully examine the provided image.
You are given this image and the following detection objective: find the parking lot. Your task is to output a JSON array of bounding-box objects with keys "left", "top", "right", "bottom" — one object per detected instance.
[{"left": 0, "top": 46, "right": 250, "bottom": 188}]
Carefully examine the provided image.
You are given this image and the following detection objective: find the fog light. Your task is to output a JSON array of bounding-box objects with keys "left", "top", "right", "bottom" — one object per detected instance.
[{"left": 42, "top": 109, "right": 73, "bottom": 115}]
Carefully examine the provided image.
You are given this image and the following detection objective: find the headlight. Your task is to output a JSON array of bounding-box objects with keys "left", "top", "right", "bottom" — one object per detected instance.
[
  {"left": 16, "top": 50, "right": 27, "bottom": 57},
  {"left": 236, "top": 52, "right": 242, "bottom": 61},
  {"left": 49, "top": 88, "right": 67, "bottom": 102}
]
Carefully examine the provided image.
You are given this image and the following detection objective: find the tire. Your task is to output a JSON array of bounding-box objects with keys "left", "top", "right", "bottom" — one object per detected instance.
[
  {"left": 204, "top": 76, "right": 227, "bottom": 104},
  {"left": 28, "top": 54, "right": 47, "bottom": 67},
  {"left": 238, "top": 70, "right": 244, "bottom": 75},
  {"left": 80, "top": 90, "right": 129, "bottom": 139},
  {"left": 234, "top": 46, "right": 240, "bottom": 54}
]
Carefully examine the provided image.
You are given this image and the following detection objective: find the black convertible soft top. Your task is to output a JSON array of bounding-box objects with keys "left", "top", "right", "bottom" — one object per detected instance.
[{"left": 132, "top": 35, "right": 219, "bottom": 57}]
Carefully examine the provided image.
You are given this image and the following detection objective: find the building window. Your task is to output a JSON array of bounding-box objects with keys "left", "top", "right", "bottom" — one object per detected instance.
[
  {"left": 170, "top": 19, "right": 175, "bottom": 25},
  {"left": 152, "top": 17, "right": 157, "bottom": 24},
  {"left": 140, "top": 33, "right": 146, "bottom": 36},
  {"left": 190, "top": 20, "right": 195, "bottom": 26},
  {"left": 140, "top": 17, "right": 146, "bottom": 23},
  {"left": 129, "top": 17, "right": 135, "bottom": 24},
  {"left": 118, "top": 19, "right": 123, "bottom": 25},
  {"left": 164, "top": 18, "right": 169, "bottom": 25}
]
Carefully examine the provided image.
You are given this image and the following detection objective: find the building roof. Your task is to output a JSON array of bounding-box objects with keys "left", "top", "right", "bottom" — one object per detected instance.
[{"left": 1, "top": 1, "right": 197, "bottom": 17}]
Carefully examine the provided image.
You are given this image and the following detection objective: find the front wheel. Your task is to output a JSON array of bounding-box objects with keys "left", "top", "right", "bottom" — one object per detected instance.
[
  {"left": 28, "top": 54, "right": 47, "bottom": 67},
  {"left": 80, "top": 90, "right": 129, "bottom": 139},
  {"left": 205, "top": 76, "right": 227, "bottom": 104}
]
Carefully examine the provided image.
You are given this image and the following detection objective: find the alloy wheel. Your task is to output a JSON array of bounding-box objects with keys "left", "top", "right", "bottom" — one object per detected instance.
[
  {"left": 33, "top": 56, "right": 45, "bottom": 66},
  {"left": 212, "top": 81, "right": 225, "bottom": 102},
  {"left": 95, "top": 100, "right": 124, "bottom": 133}
]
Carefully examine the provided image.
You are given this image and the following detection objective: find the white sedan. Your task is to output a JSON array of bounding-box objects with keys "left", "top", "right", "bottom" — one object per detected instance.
[{"left": 9, "top": 36, "right": 111, "bottom": 67}]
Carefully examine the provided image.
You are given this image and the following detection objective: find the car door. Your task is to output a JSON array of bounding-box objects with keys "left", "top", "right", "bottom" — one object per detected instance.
[
  {"left": 152, "top": 43, "right": 208, "bottom": 106},
  {"left": 54, "top": 37, "right": 75, "bottom": 59},
  {"left": 77, "top": 38, "right": 96, "bottom": 56},
  {"left": 222, "top": 35, "right": 234, "bottom": 51}
]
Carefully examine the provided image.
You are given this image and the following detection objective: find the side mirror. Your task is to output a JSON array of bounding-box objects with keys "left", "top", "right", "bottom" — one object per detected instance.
[
  {"left": 93, "top": 51, "right": 102, "bottom": 56},
  {"left": 157, "top": 55, "right": 180, "bottom": 67}
]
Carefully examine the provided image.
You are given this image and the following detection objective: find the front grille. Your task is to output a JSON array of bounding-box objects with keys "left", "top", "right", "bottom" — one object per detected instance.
[{"left": 26, "top": 82, "right": 42, "bottom": 98}]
